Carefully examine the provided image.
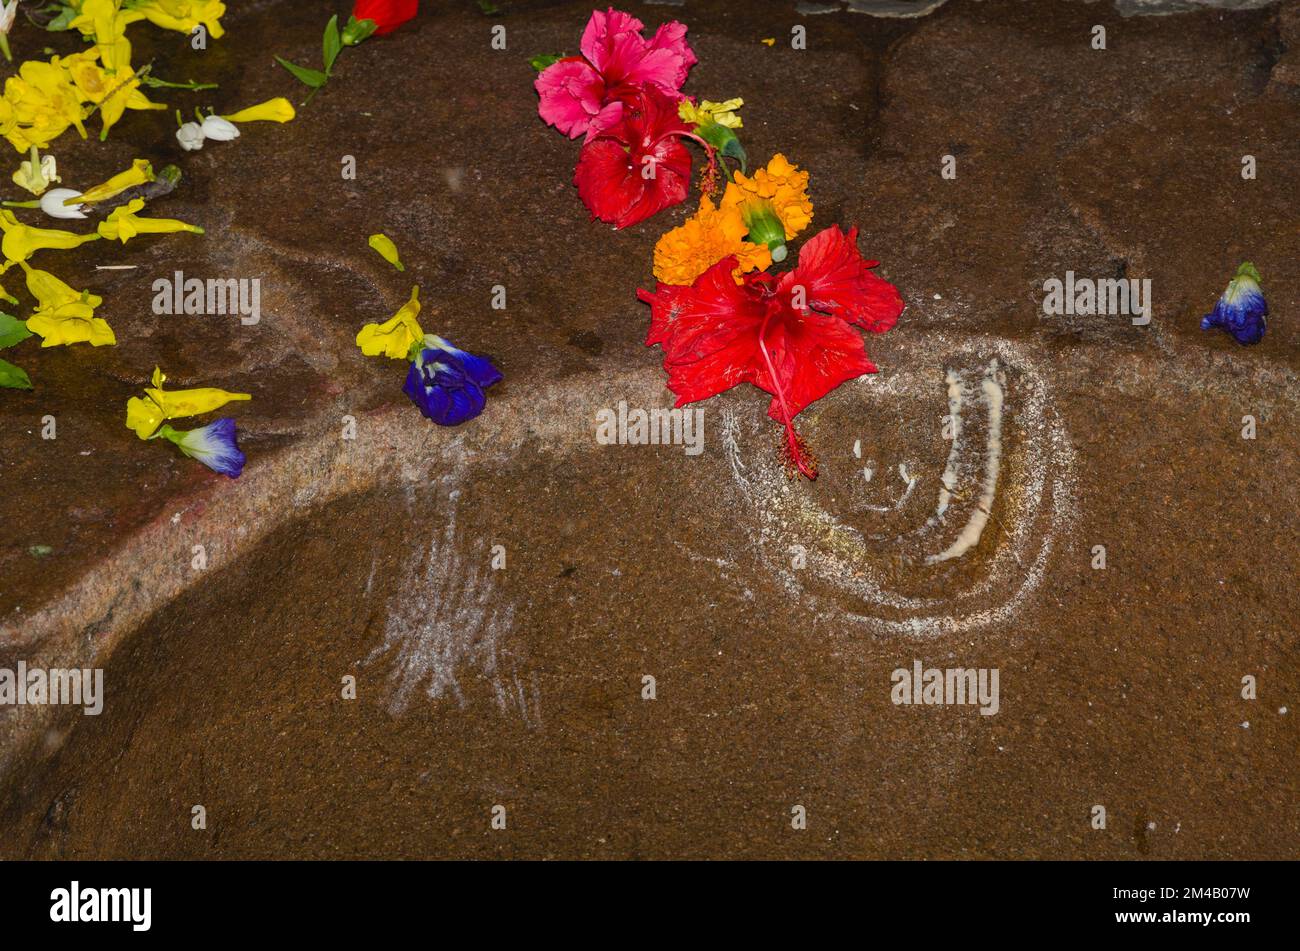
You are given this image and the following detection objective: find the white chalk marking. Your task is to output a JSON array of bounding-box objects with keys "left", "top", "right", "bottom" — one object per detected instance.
[
  {"left": 928, "top": 361, "right": 1003, "bottom": 563},
  {"left": 722, "top": 336, "right": 1077, "bottom": 638},
  {"left": 934, "top": 368, "right": 963, "bottom": 517}
]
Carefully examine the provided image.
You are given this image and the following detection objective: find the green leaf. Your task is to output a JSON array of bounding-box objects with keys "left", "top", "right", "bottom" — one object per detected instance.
[
  {"left": 274, "top": 56, "right": 328, "bottom": 89},
  {"left": 0, "top": 313, "right": 31, "bottom": 350},
  {"left": 0, "top": 357, "right": 32, "bottom": 390},
  {"left": 28, "top": 545, "right": 53, "bottom": 557},
  {"left": 341, "top": 16, "right": 378, "bottom": 46},
  {"left": 44, "top": 4, "right": 77, "bottom": 31},
  {"left": 529, "top": 53, "right": 564, "bottom": 71},
  {"left": 323, "top": 15, "right": 342, "bottom": 73}
]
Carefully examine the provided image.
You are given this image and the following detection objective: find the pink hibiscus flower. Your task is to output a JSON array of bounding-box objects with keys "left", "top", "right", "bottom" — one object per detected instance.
[{"left": 535, "top": 7, "right": 697, "bottom": 141}]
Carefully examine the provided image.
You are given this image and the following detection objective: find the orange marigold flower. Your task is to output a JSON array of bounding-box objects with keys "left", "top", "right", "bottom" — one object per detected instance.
[
  {"left": 721, "top": 152, "right": 813, "bottom": 241},
  {"left": 653, "top": 195, "right": 771, "bottom": 286}
]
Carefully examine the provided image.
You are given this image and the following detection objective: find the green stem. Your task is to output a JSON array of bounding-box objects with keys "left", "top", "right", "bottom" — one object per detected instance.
[{"left": 142, "top": 76, "right": 219, "bottom": 91}]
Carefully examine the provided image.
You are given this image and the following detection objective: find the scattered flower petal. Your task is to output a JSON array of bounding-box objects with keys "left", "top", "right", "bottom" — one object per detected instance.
[
  {"left": 678, "top": 97, "right": 743, "bottom": 129},
  {"left": 176, "top": 121, "right": 205, "bottom": 151},
  {"left": 199, "top": 115, "right": 239, "bottom": 141},
  {"left": 125, "top": 366, "right": 251, "bottom": 439},
  {"left": 128, "top": 0, "right": 227, "bottom": 40},
  {"left": 39, "top": 188, "right": 86, "bottom": 220},
  {"left": 96, "top": 198, "right": 204, "bottom": 244},
  {"left": 78, "top": 159, "right": 153, "bottom": 205},
  {"left": 0, "top": 210, "right": 99, "bottom": 262},
  {"left": 1201, "top": 261, "right": 1267, "bottom": 345},
  {"left": 221, "top": 97, "right": 296, "bottom": 124},
  {"left": 159, "top": 418, "right": 246, "bottom": 478},
  {"left": 22, "top": 263, "right": 113, "bottom": 348},
  {"left": 368, "top": 233, "right": 405, "bottom": 271},
  {"left": 13, "top": 149, "right": 59, "bottom": 196},
  {"left": 352, "top": 0, "right": 418, "bottom": 37},
  {"left": 356, "top": 285, "right": 423, "bottom": 359}
]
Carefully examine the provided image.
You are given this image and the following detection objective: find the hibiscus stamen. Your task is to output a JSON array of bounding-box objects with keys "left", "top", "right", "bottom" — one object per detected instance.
[{"left": 756, "top": 310, "right": 817, "bottom": 480}]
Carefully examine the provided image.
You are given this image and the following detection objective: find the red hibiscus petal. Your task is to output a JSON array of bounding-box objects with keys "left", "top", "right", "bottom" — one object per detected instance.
[
  {"left": 580, "top": 9, "right": 647, "bottom": 72},
  {"left": 640, "top": 257, "right": 767, "bottom": 405},
  {"left": 758, "top": 311, "right": 878, "bottom": 422},
  {"left": 574, "top": 139, "right": 638, "bottom": 225},
  {"left": 781, "top": 225, "right": 905, "bottom": 332},
  {"left": 572, "top": 87, "right": 693, "bottom": 229},
  {"left": 353, "top": 0, "right": 418, "bottom": 35},
  {"left": 534, "top": 58, "right": 606, "bottom": 139}
]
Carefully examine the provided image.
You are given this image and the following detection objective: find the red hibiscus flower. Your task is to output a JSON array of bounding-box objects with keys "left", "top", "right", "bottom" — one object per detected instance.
[
  {"left": 353, "top": 0, "right": 418, "bottom": 36},
  {"left": 638, "top": 225, "right": 904, "bottom": 478},
  {"left": 574, "top": 85, "right": 703, "bottom": 230}
]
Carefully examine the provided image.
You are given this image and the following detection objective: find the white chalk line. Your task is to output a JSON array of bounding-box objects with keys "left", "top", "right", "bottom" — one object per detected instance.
[
  {"left": 722, "top": 336, "right": 1078, "bottom": 638},
  {"left": 364, "top": 487, "right": 537, "bottom": 727}
]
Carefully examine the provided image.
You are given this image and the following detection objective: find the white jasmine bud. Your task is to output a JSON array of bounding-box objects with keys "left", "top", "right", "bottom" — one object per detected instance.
[
  {"left": 39, "top": 188, "right": 86, "bottom": 219},
  {"left": 200, "top": 116, "right": 240, "bottom": 141},
  {"left": 176, "top": 121, "right": 206, "bottom": 151}
]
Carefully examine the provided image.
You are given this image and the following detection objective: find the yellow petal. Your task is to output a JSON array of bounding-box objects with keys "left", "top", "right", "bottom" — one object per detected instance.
[
  {"left": 127, "top": 365, "right": 251, "bottom": 439},
  {"left": 97, "top": 198, "right": 203, "bottom": 244},
  {"left": 222, "top": 97, "right": 295, "bottom": 124},
  {"left": 78, "top": 159, "right": 153, "bottom": 205},
  {"left": 0, "top": 212, "right": 100, "bottom": 262},
  {"left": 356, "top": 286, "right": 423, "bottom": 359},
  {"left": 27, "top": 307, "right": 116, "bottom": 348},
  {"left": 678, "top": 97, "right": 743, "bottom": 129},
  {"left": 368, "top": 233, "right": 405, "bottom": 271},
  {"left": 126, "top": 395, "right": 165, "bottom": 439},
  {"left": 12, "top": 151, "right": 55, "bottom": 196},
  {"left": 155, "top": 386, "right": 251, "bottom": 419},
  {"left": 23, "top": 264, "right": 102, "bottom": 310},
  {"left": 129, "top": 0, "right": 226, "bottom": 39}
]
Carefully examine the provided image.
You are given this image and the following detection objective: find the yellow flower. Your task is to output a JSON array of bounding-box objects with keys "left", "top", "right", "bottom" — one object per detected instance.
[
  {"left": 720, "top": 152, "right": 813, "bottom": 241},
  {"left": 2, "top": 58, "right": 90, "bottom": 152},
  {"left": 22, "top": 263, "right": 114, "bottom": 348},
  {"left": 368, "top": 233, "right": 404, "bottom": 271},
  {"left": 0, "top": 97, "right": 16, "bottom": 142},
  {"left": 12, "top": 147, "right": 58, "bottom": 195},
  {"left": 97, "top": 198, "right": 203, "bottom": 243},
  {"left": 652, "top": 195, "right": 771, "bottom": 287},
  {"left": 127, "top": 0, "right": 226, "bottom": 39},
  {"left": 221, "top": 98, "right": 295, "bottom": 124},
  {"left": 125, "top": 366, "right": 250, "bottom": 440},
  {"left": 77, "top": 158, "right": 153, "bottom": 204},
  {"left": 356, "top": 286, "right": 423, "bottom": 359},
  {"left": 69, "top": 0, "right": 144, "bottom": 74},
  {"left": 61, "top": 51, "right": 164, "bottom": 140},
  {"left": 0, "top": 209, "right": 100, "bottom": 262},
  {"left": 678, "top": 97, "right": 744, "bottom": 130}
]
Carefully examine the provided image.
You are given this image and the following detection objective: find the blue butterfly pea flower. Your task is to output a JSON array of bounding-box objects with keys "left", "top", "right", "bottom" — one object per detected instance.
[
  {"left": 403, "top": 334, "right": 502, "bottom": 425},
  {"left": 158, "top": 418, "right": 246, "bottom": 478},
  {"left": 1201, "top": 262, "right": 1267, "bottom": 345}
]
